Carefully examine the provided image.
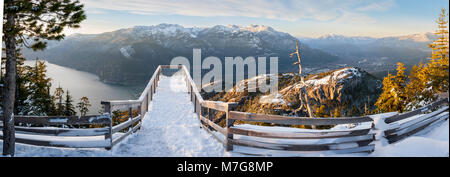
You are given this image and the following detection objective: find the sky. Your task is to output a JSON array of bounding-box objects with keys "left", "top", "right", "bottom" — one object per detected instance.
[{"left": 64, "top": 0, "right": 449, "bottom": 38}]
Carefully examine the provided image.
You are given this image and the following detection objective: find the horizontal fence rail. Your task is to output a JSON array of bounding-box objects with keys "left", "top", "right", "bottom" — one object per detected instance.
[
  {"left": 228, "top": 111, "right": 373, "bottom": 125},
  {"left": 226, "top": 112, "right": 376, "bottom": 154},
  {"left": 0, "top": 114, "right": 112, "bottom": 148},
  {"left": 381, "top": 99, "right": 449, "bottom": 144}
]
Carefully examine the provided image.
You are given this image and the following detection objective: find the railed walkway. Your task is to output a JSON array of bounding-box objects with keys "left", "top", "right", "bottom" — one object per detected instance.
[
  {"left": 3, "top": 72, "right": 229, "bottom": 157},
  {"left": 112, "top": 72, "right": 229, "bottom": 156}
]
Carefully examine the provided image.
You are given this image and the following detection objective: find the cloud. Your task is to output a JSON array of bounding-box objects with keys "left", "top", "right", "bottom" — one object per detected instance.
[
  {"left": 356, "top": 0, "right": 396, "bottom": 12},
  {"left": 80, "top": 0, "right": 395, "bottom": 24}
]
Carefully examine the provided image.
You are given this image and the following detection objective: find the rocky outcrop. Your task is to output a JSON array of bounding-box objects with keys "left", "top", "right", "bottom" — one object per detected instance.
[{"left": 206, "top": 67, "right": 382, "bottom": 117}]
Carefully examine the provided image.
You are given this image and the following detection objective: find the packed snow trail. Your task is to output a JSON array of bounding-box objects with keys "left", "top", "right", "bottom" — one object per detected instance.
[{"left": 112, "top": 72, "right": 229, "bottom": 156}]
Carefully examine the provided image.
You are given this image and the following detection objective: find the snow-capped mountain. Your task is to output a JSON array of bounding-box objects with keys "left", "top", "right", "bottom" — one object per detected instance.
[
  {"left": 22, "top": 24, "right": 340, "bottom": 85},
  {"left": 386, "top": 32, "right": 437, "bottom": 42},
  {"left": 299, "top": 32, "right": 437, "bottom": 71},
  {"left": 315, "top": 34, "right": 376, "bottom": 44},
  {"left": 308, "top": 32, "right": 436, "bottom": 44}
]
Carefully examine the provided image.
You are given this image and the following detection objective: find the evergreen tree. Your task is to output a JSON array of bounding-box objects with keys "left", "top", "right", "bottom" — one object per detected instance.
[
  {"left": 53, "top": 85, "right": 65, "bottom": 115},
  {"left": 25, "top": 60, "right": 55, "bottom": 116},
  {"left": 375, "top": 63, "right": 408, "bottom": 113},
  {"left": 425, "top": 8, "right": 449, "bottom": 93},
  {"left": 14, "top": 51, "right": 31, "bottom": 115},
  {"left": 394, "top": 62, "right": 408, "bottom": 109},
  {"left": 1, "top": 48, "right": 32, "bottom": 115},
  {"left": 64, "top": 90, "right": 76, "bottom": 116},
  {"left": 3, "top": 0, "right": 86, "bottom": 155},
  {"left": 314, "top": 105, "right": 328, "bottom": 117},
  {"left": 77, "top": 96, "right": 91, "bottom": 116},
  {"left": 333, "top": 107, "right": 341, "bottom": 117},
  {"left": 405, "top": 62, "right": 435, "bottom": 110}
]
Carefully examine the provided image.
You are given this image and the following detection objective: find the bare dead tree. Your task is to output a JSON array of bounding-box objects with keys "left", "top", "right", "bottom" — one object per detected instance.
[{"left": 290, "top": 41, "right": 313, "bottom": 118}]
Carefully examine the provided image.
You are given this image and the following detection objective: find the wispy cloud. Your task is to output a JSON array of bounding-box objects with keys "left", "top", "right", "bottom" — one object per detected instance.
[
  {"left": 356, "top": 0, "right": 396, "bottom": 12},
  {"left": 80, "top": 0, "right": 396, "bottom": 24}
]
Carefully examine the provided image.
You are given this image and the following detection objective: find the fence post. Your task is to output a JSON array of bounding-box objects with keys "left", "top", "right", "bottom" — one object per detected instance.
[
  {"left": 102, "top": 101, "right": 112, "bottom": 150},
  {"left": 137, "top": 103, "right": 142, "bottom": 132},
  {"left": 150, "top": 85, "right": 153, "bottom": 101},
  {"left": 153, "top": 78, "right": 157, "bottom": 93},
  {"left": 193, "top": 94, "right": 197, "bottom": 113},
  {"left": 129, "top": 107, "right": 133, "bottom": 133},
  {"left": 208, "top": 108, "right": 212, "bottom": 129},
  {"left": 145, "top": 94, "right": 149, "bottom": 112},
  {"left": 190, "top": 86, "right": 193, "bottom": 102},
  {"left": 225, "top": 104, "right": 234, "bottom": 151}
]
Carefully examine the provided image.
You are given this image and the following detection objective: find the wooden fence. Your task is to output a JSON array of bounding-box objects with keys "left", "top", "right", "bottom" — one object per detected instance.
[
  {"left": 0, "top": 115, "right": 111, "bottom": 148},
  {"left": 179, "top": 64, "right": 449, "bottom": 155},
  {"left": 99, "top": 65, "right": 163, "bottom": 149},
  {"left": 0, "top": 65, "right": 163, "bottom": 149},
  {"left": 382, "top": 99, "right": 449, "bottom": 144},
  {"left": 1, "top": 65, "right": 449, "bottom": 156}
]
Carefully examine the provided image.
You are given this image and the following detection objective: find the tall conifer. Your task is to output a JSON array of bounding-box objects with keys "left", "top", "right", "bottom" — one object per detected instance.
[
  {"left": 64, "top": 90, "right": 76, "bottom": 116},
  {"left": 2, "top": 0, "right": 86, "bottom": 156},
  {"left": 425, "top": 8, "right": 449, "bottom": 93}
]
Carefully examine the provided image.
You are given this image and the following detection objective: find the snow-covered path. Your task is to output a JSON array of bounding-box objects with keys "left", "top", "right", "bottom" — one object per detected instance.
[
  {"left": 112, "top": 72, "right": 228, "bottom": 156},
  {"left": 1, "top": 72, "right": 229, "bottom": 157}
]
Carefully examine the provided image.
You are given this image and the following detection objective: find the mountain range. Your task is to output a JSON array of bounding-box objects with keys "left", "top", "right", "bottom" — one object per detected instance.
[
  {"left": 299, "top": 32, "right": 436, "bottom": 77},
  {"left": 22, "top": 24, "right": 435, "bottom": 86},
  {"left": 22, "top": 24, "right": 339, "bottom": 86}
]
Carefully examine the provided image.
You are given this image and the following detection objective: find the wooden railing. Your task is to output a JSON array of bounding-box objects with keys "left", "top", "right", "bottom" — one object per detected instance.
[
  {"left": 382, "top": 99, "right": 449, "bottom": 144},
  {"left": 174, "top": 64, "right": 376, "bottom": 154},
  {"left": 0, "top": 65, "right": 163, "bottom": 150},
  {"left": 226, "top": 112, "right": 375, "bottom": 154},
  {"left": 99, "top": 65, "right": 163, "bottom": 149},
  {"left": 0, "top": 115, "right": 111, "bottom": 148}
]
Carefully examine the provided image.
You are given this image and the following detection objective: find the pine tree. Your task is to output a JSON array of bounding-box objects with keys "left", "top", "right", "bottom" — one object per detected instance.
[
  {"left": 1, "top": 48, "right": 32, "bottom": 115},
  {"left": 394, "top": 62, "right": 408, "bottom": 110},
  {"left": 2, "top": 0, "right": 86, "bottom": 155},
  {"left": 53, "top": 85, "right": 65, "bottom": 115},
  {"left": 405, "top": 62, "right": 435, "bottom": 110},
  {"left": 403, "top": 8, "right": 449, "bottom": 111},
  {"left": 64, "top": 90, "right": 76, "bottom": 116},
  {"left": 333, "top": 107, "right": 341, "bottom": 117},
  {"left": 77, "top": 96, "right": 91, "bottom": 116},
  {"left": 314, "top": 105, "right": 328, "bottom": 117},
  {"left": 14, "top": 51, "right": 31, "bottom": 115},
  {"left": 25, "top": 60, "right": 55, "bottom": 116},
  {"left": 375, "top": 63, "right": 408, "bottom": 113},
  {"left": 425, "top": 8, "right": 449, "bottom": 93}
]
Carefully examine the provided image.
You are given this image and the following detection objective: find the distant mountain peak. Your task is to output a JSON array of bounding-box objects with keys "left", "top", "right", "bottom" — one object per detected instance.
[
  {"left": 395, "top": 32, "right": 435, "bottom": 42},
  {"left": 227, "top": 24, "right": 275, "bottom": 32},
  {"left": 317, "top": 33, "right": 374, "bottom": 41},
  {"left": 314, "top": 32, "right": 436, "bottom": 42},
  {"left": 319, "top": 33, "right": 344, "bottom": 39},
  {"left": 127, "top": 24, "right": 201, "bottom": 38}
]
